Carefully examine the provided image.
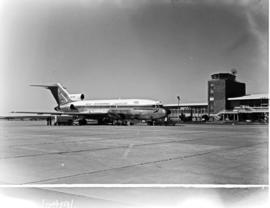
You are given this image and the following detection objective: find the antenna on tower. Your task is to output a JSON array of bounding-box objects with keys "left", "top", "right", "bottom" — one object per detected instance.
[{"left": 231, "top": 68, "right": 237, "bottom": 76}]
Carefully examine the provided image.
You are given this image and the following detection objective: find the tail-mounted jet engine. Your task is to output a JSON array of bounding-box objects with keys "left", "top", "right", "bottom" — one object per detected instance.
[
  {"left": 69, "top": 94, "right": 85, "bottom": 101},
  {"left": 54, "top": 106, "right": 61, "bottom": 111}
]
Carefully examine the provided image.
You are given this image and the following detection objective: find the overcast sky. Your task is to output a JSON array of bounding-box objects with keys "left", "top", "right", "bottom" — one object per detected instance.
[{"left": 0, "top": 0, "right": 268, "bottom": 114}]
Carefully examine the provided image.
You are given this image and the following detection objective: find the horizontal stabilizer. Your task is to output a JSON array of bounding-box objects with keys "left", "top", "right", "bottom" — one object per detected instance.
[{"left": 30, "top": 84, "right": 58, "bottom": 89}]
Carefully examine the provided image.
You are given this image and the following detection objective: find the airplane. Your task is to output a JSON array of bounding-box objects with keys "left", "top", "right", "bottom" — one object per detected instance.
[{"left": 11, "top": 83, "right": 170, "bottom": 125}]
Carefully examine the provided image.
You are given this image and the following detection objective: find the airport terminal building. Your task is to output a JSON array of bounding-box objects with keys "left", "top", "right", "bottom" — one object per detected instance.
[{"left": 164, "top": 72, "right": 269, "bottom": 123}]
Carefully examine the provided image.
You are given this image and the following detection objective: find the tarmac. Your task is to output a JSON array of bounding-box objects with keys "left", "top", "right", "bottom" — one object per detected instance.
[{"left": 0, "top": 120, "right": 268, "bottom": 185}]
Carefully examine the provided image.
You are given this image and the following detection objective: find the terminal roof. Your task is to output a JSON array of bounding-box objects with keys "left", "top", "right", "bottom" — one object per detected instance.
[
  {"left": 228, "top": 93, "right": 269, "bottom": 101},
  {"left": 164, "top": 102, "right": 208, "bottom": 107}
]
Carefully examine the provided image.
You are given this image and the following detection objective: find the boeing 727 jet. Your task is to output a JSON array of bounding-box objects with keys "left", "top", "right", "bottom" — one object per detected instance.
[{"left": 12, "top": 83, "right": 169, "bottom": 125}]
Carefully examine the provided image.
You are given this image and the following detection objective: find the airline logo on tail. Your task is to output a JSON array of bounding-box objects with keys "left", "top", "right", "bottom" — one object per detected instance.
[{"left": 57, "top": 84, "right": 72, "bottom": 105}]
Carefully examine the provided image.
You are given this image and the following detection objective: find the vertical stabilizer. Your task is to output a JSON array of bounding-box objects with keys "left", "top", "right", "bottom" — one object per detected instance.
[{"left": 30, "top": 83, "right": 72, "bottom": 105}]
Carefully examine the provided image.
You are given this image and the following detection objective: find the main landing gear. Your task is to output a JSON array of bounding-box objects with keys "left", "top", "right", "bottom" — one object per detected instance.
[
  {"left": 112, "top": 120, "right": 134, "bottom": 126},
  {"left": 78, "top": 119, "right": 87, "bottom": 125},
  {"left": 147, "top": 121, "right": 155, "bottom": 126}
]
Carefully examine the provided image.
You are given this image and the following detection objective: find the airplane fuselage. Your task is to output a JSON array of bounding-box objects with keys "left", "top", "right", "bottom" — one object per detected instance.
[{"left": 59, "top": 99, "right": 167, "bottom": 120}]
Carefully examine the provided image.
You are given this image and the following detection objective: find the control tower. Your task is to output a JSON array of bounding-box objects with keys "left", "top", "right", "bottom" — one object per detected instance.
[{"left": 208, "top": 73, "right": 246, "bottom": 114}]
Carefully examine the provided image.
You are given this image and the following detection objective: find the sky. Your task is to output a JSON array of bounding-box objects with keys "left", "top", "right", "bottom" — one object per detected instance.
[{"left": 0, "top": 0, "right": 268, "bottom": 114}]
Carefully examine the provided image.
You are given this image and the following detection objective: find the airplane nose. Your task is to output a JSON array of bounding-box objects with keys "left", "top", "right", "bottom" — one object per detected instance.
[{"left": 160, "top": 108, "right": 170, "bottom": 116}]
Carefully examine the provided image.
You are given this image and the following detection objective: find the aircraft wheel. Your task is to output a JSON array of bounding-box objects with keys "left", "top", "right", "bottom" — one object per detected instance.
[
  {"left": 98, "top": 119, "right": 104, "bottom": 125},
  {"left": 79, "top": 119, "right": 87, "bottom": 125},
  {"left": 147, "top": 121, "right": 153, "bottom": 126},
  {"left": 68, "top": 120, "right": 73, "bottom": 125}
]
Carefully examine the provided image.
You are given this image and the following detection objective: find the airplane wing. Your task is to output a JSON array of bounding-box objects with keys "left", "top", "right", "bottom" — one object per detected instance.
[
  {"left": 12, "top": 111, "right": 85, "bottom": 115},
  {"left": 10, "top": 108, "right": 148, "bottom": 120},
  {"left": 10, "top": 111, "right": 108, "bottom": 119},
  {"left": 0, "top": 115, "right": 54, "bottom": 120}
]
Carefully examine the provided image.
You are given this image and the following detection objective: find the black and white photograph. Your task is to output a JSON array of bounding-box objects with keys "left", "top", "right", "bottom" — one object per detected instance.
[{"left": 0, "top": 0, "right": 268, "bottom": 207}]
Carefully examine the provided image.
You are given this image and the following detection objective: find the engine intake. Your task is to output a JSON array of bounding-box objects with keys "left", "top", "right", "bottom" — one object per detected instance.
[
  {"left": 69, "top": 93, "right": 85, "bottom": 101},
  {"left": 70, "top": 104, "right": 77, "bottom": 110},
  {"left": 54, "top": 106, "right": 61, "bottom": 111}
]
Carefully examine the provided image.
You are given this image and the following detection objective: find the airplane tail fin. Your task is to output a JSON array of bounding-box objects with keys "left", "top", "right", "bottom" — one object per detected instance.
[{"left": 30, "top": 83, "right": 72, "bottom": 105}]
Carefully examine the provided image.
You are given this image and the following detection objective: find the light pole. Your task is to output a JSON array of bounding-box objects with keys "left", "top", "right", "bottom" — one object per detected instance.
[{"left": 177, "top": 96, "right": 180, "bottom": 121}]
